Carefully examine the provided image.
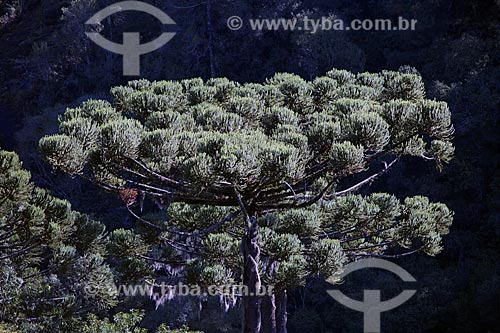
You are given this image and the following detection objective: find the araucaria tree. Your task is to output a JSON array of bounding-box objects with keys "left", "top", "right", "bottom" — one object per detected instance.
[
  {"left": 0, "top": 148, "right": 116, "bottom": 332},
  {"left": 40, "top": 68, "right": 455, "bottom": 332}
]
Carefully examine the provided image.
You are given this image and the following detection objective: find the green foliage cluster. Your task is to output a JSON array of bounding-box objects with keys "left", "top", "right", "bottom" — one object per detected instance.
[
  {"left": 0, "top": 148, "right": 204, "bottom": 332},
  {"left": 78, "top": 310, "right": 201, "bottom": 333},
  {"left": 183, "top": 192, "right": 452, "bottom": 291},
  {"left": 40, "top": 69, "right": 453, "bottom": 198},
  {"left": 0, "top": 149, "right": 116, "bottom": 332}
]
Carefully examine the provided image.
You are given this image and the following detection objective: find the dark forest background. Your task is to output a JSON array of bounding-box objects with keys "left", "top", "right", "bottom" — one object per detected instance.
[{"left": 0, "top": 0, "right": 499, "bottom": 332}]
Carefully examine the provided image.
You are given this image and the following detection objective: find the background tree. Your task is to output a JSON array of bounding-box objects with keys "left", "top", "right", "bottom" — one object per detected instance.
[
  {"left": 0, "top": 148, "right": 117, "bottom": 332},
  {"left": 40, "top": 67, "right": 454, "bottom": 332}
]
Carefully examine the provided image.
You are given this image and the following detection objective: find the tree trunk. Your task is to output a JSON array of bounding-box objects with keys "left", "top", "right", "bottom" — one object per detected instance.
[
  {"left": 242, "top": 215, "right": 261, "bottom": 333},
  {"left": 276, "top": 290, "right": 288, "bottom": 333},
  {"left": 206, "top": 0, "right": 216, "bottom": 78},
  {"left": 261, "top": 294, "right": 277, "bottom": 333}
]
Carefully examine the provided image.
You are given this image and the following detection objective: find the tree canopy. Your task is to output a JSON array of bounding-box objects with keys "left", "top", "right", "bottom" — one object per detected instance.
[
  {"left": 40, "top": 69, "right": 453, "bottom": 203},
  {"left": 39, "top": 68, "right": 455, "bottom": 332},
  {"left": 0, "top": 149, "right": 116, "bottom": 332}
]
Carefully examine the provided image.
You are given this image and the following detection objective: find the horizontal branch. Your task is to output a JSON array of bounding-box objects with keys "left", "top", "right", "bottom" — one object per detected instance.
[
  {"left": 349, "top": 245, "right": 424, "bottom": 259},
  {"left": 325, "top": 158, "right": 398, "bottom": 200}
]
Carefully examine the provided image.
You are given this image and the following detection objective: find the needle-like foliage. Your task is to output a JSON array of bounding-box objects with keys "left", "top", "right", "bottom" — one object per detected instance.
[{"left": 40, "top": 68, "right": 455, "bottom": 331}]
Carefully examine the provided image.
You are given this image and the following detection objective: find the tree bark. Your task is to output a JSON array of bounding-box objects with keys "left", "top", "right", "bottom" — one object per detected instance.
[
  {"left": 276, "top": 290, "right": 288, "bottom": 333},
  {"left": 242, "top": 215, "right": 261, "bottom": 333},
  {"left": 261, "top": 294, "right": 277, "bottom": 333}
]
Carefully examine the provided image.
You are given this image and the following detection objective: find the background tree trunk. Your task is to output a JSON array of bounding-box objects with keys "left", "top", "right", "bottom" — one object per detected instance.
[
  {"left": 205, "top": 0, "right": 216, "bottom": 78},
  {"left": 276, "top": 290, "right": 288, "bottom": 333},
  {"left": 242, "top": 215, "right": 261, "bottom": 333},
  {"left": 261, "top": 294, "right": 277, "bottom": 333}
]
